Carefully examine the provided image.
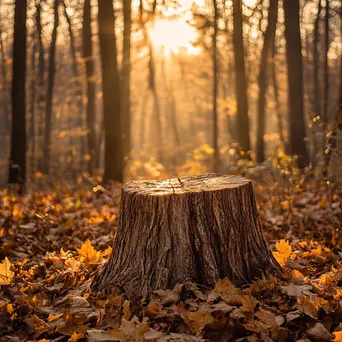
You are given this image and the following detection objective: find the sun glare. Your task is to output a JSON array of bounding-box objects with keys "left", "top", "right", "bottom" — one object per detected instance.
[{"left": 149, "top": 18, "right": 201, "bottom": 56}]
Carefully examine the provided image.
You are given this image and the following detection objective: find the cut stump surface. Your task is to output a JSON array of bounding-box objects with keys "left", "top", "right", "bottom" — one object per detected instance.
[{"left": 94, "top": 173, "right": 280, "bottom": 297}]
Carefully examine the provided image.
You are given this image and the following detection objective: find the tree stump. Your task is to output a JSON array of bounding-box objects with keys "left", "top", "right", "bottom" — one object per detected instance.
[{"left": 93, "top": 173, "right": 280, "bottom": 297}]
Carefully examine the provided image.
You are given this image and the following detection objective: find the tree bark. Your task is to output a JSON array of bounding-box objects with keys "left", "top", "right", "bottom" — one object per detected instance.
[
  {"left": 35, "top": 1, "right": 45, "bottom": 172},
  {"left": 43, "top": 0, "right": 59, "bottom": 175},
  {"left": 322, "top": 0, "right": 329, "bottom": 148},
  {"left": 283, "top": 0, "right": 309, "bottom": 168},
  {"left": 256, "top": 0, "right": 278, "bottom": 163},
  {"left": 0, "top": 8, "right": 10, "bottom": 168},
  {"left": 98, "top": 0, "right": 123, "bottom": 183},
  {"left": 212, "top": 0, "right": 219, "bottom": 171},
  {"left": 271, "top": 43, "right": 285, "bottom": 148},
  {"left": 93, "top": 173, "right": 280, "bottom": 298},
  {"left": 232, "top": 0, "right": 251, "bottom": 154},
  {"left": 29, "top": 37, "right": 37, "bottom": 177},
  {"left": 8, "top": 0, "right": 27, "bottom": 191},
  {"left": 82, "top": 0, "right": 96, "bottom": 175},
  {"left": 312, "top": 0, "right": 322, "bottom": 165},
  {"left": 63, "top": 2, "right": 85, "bottom": 169},
  {"left": 122, "top": 0, "right": 132, "bottom": 167}
]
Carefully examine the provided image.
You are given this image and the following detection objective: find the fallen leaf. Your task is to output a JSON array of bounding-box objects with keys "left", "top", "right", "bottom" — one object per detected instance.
[
  {"left": 184, "top": 311, "right": 215, "bottom": 334},
  {"left": 123, "top": 300, "right": 131, "bottom": 320},
  {"left": 281, "top": 284, "right": 313, "bottom": 298},
  {"left": 77, "top": 240, "right": 100, "bottom": 263},
  {"left": 87, "top": 329, "right": 126, "bottom": 342},
  {"left": 69, "top": 331, "right": 85, "bottom": 342},
  {"left": 307, "top": 323, "right": 334, "bottom": 340},
  {"left": 0, "top": 257, "right": 14, "bottom": 285},
  {"left": 273, "top": 240, "right": 292, "bottom": 267},
  {"left": 333, "top": 331, "right": 342, "bottom": 341}
]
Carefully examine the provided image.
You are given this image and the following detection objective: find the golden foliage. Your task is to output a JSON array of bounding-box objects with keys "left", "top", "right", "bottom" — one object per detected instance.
[
  {"left": 272, "top": 240, "right": 292, "bottom": 267},
  {"left": 0, "top": 257, "right": 14, "bottom": 285},
  {"left": 76, "top": 240, "right": 100, "bottom": 263}
]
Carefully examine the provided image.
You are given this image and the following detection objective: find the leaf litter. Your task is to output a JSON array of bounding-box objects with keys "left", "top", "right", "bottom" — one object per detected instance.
[{"left": 0, "top": 180, "right": 341, "bottom": 341}]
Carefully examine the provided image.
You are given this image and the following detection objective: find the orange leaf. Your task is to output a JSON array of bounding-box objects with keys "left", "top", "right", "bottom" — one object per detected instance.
[
  {"left": 272, "top": 240, "right": 292, "bottom": 267},
  {"left": 123, "top": 300, "right": 131, "bottom": 320},
  {"left": 0, "top": 257, "right": 14, "bottom": 285},
  {"left": 333, "top": 331, "right": 342, "bottom": 341},
  {"left": 69, "top": 331, "right": 84, "bottom": 342},
  {"left": 77, "top": 240, "right": 100, "bottom": 263}
]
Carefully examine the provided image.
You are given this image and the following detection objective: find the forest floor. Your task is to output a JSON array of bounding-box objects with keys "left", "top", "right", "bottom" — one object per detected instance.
[{"left": 0, "top": 168, "right": 341, "bottom": 342}]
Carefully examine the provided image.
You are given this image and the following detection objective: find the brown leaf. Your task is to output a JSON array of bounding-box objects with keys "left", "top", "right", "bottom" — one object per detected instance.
[
  {"left": 281, "top": 284, "right": 313, "bottom": 298},
  {"left": 87, "top": 329, "right": 126, "bottom": 342},
  {"left": 307, "top": 323, "right": 334, "bottom": 340}
]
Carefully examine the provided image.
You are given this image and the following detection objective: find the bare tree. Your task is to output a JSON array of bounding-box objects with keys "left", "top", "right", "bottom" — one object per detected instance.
[
  {"left": 256, "top": 0, "right": 278, "bottom": 163},
  {"left": 212, "top": 0, "right": 219, "bottom": 171},
  {"left": 271, "top": 43, "right": 285, "bottom": 148},
  {"left": 98, "top": 0, "right": 123, "bottom": 182},
  {"left": 82, "top": 0, "right": 96, "bottom": 175},
  {"left": 322, "top": 0, "right": 330, "bottom": 146},
  {"left": 283, "top": 0, "right": 309, "bottom": 168},
  {"left": 43, "top": 0, "right": 59, "bottom": 175},
  {"left": 122, "top": 0, "right": 132, "bottom": 167},
  {"left": 232, "top": 0, "right": 251, "bottom": 154},
  {"left": 35, "top": 1, "right": 45, "bottom": 172},
  {"left": 312, "top": 0, "right": 322, "bottom": 164},
  {"left": 8, "top": 0, "right": 27, "bottom": 191}
]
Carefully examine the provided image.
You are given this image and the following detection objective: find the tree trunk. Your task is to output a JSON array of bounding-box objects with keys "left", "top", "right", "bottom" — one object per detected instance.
[
  {"left": 271, "top": 44, "right": 285, "bottom": 148},
  {"left": 148, "top": 40, "right": 164, "bottom": 163},
  {"left": 232, "top": 0, "right": 251, "bottom": 154},
  {"left": 312, "top": 0, "right": 322, "bottom": 165},
  {"left": 122, "top": 0, "right": 132, "bottom": 168},
  {"left": 83, "top": 0, "right": 96, "bottom": 175},
  {"left": 35, "top": 1, "right": 45, "bottom": 172},
  {"left": 322, "top": 0, "right": 329, "bottom": 148},
  {"left": 212, "top": 0, "right": 219, "bottom": 172},
  {"left": 8, "top": 0, "right": 27, "bottom": 191},
  {"left": 256, "top": 0, "right": 278, "bottom": 163},
  {"left": 63, "top": 2, "right": 85, "bottom": 169},
  {"left": 283, "top": 0, "right": 309, "bottom": 168},
  {"left": 29, "top": 37, "right": 37, "bottom": 177},
  {"left": 98, "top": 0, "right": 123, "bottom": 183},
  {"left": 93, "top": 173, "right": 280, "bottom": 298},
  {"left": 0, "top": 9, "right": 10, "bottom": 170},
  {"left": 43, "top": 0, "right": 59, "bottom": 175}
]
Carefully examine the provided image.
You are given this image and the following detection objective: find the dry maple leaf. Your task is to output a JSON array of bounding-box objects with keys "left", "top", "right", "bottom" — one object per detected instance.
[
  {"left": 0, "top": 257, "right": 14, "bottom": 285},
  {"left": 69, "top": 331, "right": 85, "bottom": 342},
  {"left": 333, "top": 331, "right": 342, "bottom": 342},
  {"left": 272, "top": 240, "right": 292, "bottom": 267},
  {"left": 123, "top": 300, "right": 131, "bottom": 320},
  {"left": 77, "top": 240, "right": 100, "bottom": 263},
  {"left": 184, "top": 311, "right": 215, "bottom": 335},
  {"left": 308, "top": 323, "right": 334, "bottom": 340}
]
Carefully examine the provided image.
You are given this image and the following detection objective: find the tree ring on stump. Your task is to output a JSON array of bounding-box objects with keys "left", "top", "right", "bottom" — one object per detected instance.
[{"left": 93, "top": 173, "right": 280, "bottom": 297}]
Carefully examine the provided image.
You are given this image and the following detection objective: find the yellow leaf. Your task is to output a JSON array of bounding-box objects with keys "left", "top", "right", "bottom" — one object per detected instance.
[
  {"left": 69, "top": 331, "right": 84, "bottom": 342},
  {"left": 7, "top": 304, "right": 14, "bottom": 314},
  {"left": 319, "top": 273, "right": 333, "bottom": 285},
  {"left": 135, "top": 322, "right": 150, "bottom": 338},
  {"left": 31, "top": 295, "right": 38, "bottom": 306},
  {"left": 77, "top": 240, "right": 100, "bottom": 263},
  {"left": 101, "top": 246, "right": 112, "bottom": 258},
  {"left": 0, "top": 228, "right": 4, "bottom": 237},
  {"left": 240, "top": 295, "right": 258, "bottom": 313},
  {"left": 47, "top": 313, "right": 63, "bottom": 322},
  {"left": 0, "top": 257, "right": 14, "bottom": 285},
  {"left": 333, "top": 331, "right": 342, "bottom": 341},
  {"left": 123, "top": 300, "right": 131, "bottom": 320},
  {"left": 272, "top": 240, "right": 292, "bottom": 267},
  {"left": 185, "top": 311, "right": 214, "bottom": 334}
]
